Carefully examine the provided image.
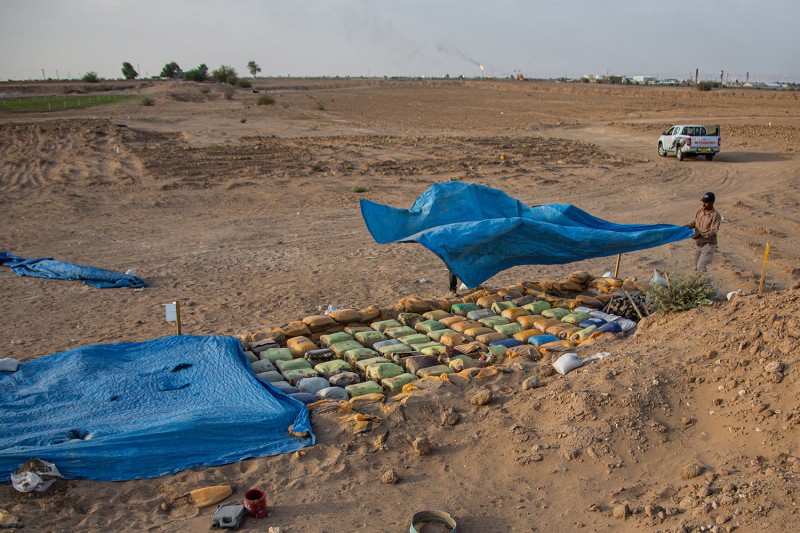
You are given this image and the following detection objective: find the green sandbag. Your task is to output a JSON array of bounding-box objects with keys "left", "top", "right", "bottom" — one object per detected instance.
[
  {"left": 450, "top": 302, "right": 480, "bottom": 317},
  {"left": 376, "top": 342, "right": 413, "bottom": 355},
  {"left": 417, "top": 342, "right": 448, "bottom": 356},
  {"left": 491, "top": 301, "right": 518, "bottom": 314},
  {"left": 343, "top": 347, "right": 379, "bottom": 365},
  {"left": 478, "top": 316, "right": 510, "bottom": 328},
  {"left": 366, "top": 362, "right": 405, "bottom": 381},
  {"left": 382, "top": 373, "right": 419, "bottom": 394},
  {"left": 426, "top": 328, "right": 456, "bottom": 342},
  {"left": 561, "top": 311, "right": 592, "bottom": 325},
  {"left": 330, "top": 339, "right": 365, "bottom": 357},
  {"left": 415, "top": 319, "right": 447, "bottom": 334},
  {"left": 345, "top": 381, "right": 384, "bottom": 398},
  {"left": 398, "top": 333, "right": 433, "bottom": 347},
  {"left": 314, "top": 359, "right": 351, "bottom": 378},
  {"left": 345, "top": 325, "right": 373, "bottom": 335},
  {"left": 354, "top": 330, "right": 387, "bottom": 348},
  {"left": 494, "top": 322, "right": 523, "bottom": 336},
  {"left": 262, "top": 348, "right": 293, "bottom": 364},
  {"left": 384, "top": 326, "right": 417, "bottom": 339},
  {"left": 415, "top": 365, "right": 454, "bottom": 378},
  {"left": 320, "top": 332, "right": 354, "bottom": 347},
  {"left": 522, "top": 301, "right": 551, "bottom": 314},
  {"left": 371, "top": 319, "right": 402, "bottom": 333},
  {"left": 355, "top": 356, "right": 392, "bottom": 373},
  {"left": 541, "top": 307, "right": 570, "bottom": 320},
  {"left": 466, "top": 308, "right": 496, "bottom": 321},
  {"left": 275, "top": 358, "right": 313, "bottom": 372},
  {"left": 281, "top": 367, "right": 319, "bottom": 385},
  {"left": 398, "top": 313, "right": 425, "bottom": 328}
]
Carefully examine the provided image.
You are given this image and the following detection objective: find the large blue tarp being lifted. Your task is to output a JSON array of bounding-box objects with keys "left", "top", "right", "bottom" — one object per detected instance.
[
  {"left": 0, "top": 336, "right": 314, "bottom": 482},
  {"left": 0, "top": 250, "right": 146, "bottom": 289},
  {"left": 360, "top": 182, "right": 692, "bottom": 288}
]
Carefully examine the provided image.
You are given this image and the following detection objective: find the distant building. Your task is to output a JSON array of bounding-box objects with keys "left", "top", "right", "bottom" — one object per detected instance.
[{"left": 632, "top": 75, "right": 657, "bottom": 84}]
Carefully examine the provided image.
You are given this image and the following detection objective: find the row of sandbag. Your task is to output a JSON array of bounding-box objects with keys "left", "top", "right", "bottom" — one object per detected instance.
[{"left": 242, "top": 290, "right": 636, "bottom": 399}]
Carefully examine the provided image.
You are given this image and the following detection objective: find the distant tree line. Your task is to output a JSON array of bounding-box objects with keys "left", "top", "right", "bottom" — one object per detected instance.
[{"left": 78, "top": 60, "right": 262, "bottom": 84}]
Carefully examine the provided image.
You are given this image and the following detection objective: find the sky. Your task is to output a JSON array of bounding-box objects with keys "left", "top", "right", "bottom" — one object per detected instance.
[{"left": 1, "top": 0, "right": 798, "bottom": 83}]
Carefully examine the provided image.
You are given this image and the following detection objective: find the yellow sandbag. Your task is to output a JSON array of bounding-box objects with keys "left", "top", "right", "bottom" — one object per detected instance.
[
  {"left": 513, "top": 329, "right": 544, "bottom": 342},
  {"left": 439, "top": 332, "right": 469, "bottom": 347},
  {"left": 279, "top": 321, "right": 311, "bottom": 338},
  {"left": 440, "top": 315, "right": 467, "bottom": 327},
  {"left": 187, "top": 485, "right": 233, "bottom": 509},
  {"left": 501, "top": 308, "right": 529, "bottom": 321},
  {"left": 476, "top": 332, "right": 507, "bottom": 345},
  {"left": 287, "top": 336, "right": 317, "bottom": 358}
]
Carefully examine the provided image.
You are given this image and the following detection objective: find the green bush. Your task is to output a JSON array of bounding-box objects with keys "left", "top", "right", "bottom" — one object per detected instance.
[
  {"left": 141, "top": 97, "right": 154, "bottom": 106},
  {"left": 184, "top": 64, "right": 209, "bottom": 82},
  {"left": 256, "top": 94, "right": 275, "bottom": 105},
  {"left": 212, "top": 65, "right": 238, "bottom": 84},
  {"left": 352, "top": 185, "right": 368, "bottom": 193},
  {"left": 236, "top": 78, "right": 252, "bottom": 88},
  {"left": 647, "top": 272, "right": 717, "bottom": 312},
  {"left": 223, "top": 87, "right": 235, "bottom": 100},
  {"left": 199, "top": 86, "right": 210, "bottom": 94},
  {"left": 81, "top": 71, "right": 100, "bottom": 83},
  {"left": 697, "top": 81, "right": 713, "bottom": 91}
]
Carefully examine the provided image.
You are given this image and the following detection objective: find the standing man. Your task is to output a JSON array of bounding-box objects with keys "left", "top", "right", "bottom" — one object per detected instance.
[{"left": 686, "top": 192, "right": 721, "bottom": 271}]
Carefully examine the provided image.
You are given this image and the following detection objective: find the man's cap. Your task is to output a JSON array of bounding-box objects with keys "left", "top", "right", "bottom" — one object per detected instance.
[{"left": 701, "top": 192, "right": 715, "bottom": 203}]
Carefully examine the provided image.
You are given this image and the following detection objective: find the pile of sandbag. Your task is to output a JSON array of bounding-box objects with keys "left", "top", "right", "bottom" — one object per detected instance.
[{"left": 241, "top": 272, "right": 647, "bottom": 400}]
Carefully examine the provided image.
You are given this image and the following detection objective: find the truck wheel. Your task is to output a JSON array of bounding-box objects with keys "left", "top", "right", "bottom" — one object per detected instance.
[
  {"left": 676, "top": 148, "right": 685, "bottom": 161},
  {"left": 705, "top": 154, "right": 714, "bottom": 161},
  {"left": 658, "top": 142, "right": 667, "bottom": 157}
]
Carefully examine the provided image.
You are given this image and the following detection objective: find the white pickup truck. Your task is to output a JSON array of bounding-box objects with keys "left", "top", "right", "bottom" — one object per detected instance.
[{"left": 658, "top": 125, "right": 721, "bottom": 161}]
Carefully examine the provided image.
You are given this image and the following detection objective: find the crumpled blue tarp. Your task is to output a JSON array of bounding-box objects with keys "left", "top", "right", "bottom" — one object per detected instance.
[
  {"left": 0, "top": 335, "right": 314, "bottom": 481},
  {"left": 360, "top": 182, "right": 692, "bottom": 288},
  {"left": 0, "top": 250, "right": 146, "bottom": 289}
]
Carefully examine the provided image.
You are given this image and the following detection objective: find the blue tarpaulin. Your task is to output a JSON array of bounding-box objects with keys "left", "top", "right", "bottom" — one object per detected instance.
[
  {"left": 360, "top": 182, "right": 692, "bottom": 288},
  {"left": 0, "top": 336, "right": 314, "bottom": 481},
  {"left": 0, "top": 250, "right": 146, "bottom": 289}
]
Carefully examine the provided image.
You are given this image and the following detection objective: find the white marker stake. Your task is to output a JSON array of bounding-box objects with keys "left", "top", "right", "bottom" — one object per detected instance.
[{"left": 165, "top": 301, "right": 182, "bottom": 335}]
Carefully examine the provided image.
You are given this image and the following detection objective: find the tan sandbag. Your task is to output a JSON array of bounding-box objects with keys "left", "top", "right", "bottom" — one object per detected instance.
[
  {"left": 558, "top": 280, "right": 584, "bottom": 293},
  {"left": 465, "top": 326, "right": 495, "bottom": 338},
  {"left": 328, "top": 309, "right": 361, "bottom": 324},
  {"left": 280, "top": 321, "right": 311, "bottom": 338},
  {"left": 358, "top": 305, "right": 381, "bottom": 322},
  {"left": 516, "top": 315, "right": 541, "bottom": 330},
  {"left": 287, "top": 336, "right": 317, "bottom": 358},
  {"left": 534, "top": 318, "right": 562, "bottom": 333},
  {"left": 401, "top": 296, "right": 433, "bottom": 314},
  {"left": 440, "top": 315, "right": 467, "bottom": 327},
  {"left": 476, "top": 294, "right": 504, "bottom": 308},
  {"left": 506, "top": 345, "right": 540, "bottom": 360},
  {"left": 303, "top": 314, "right": 337, "bottom": 333},
  {"left": 568, "top": 270, "right": 592, "bottom": 284},
  {"left": 450, "top": 320, "right": 482, "bottom": 334},
  {"left": 498, "top": 288, "right": 524, "bottom": 299},
  {"left": 575, "top": 294, "right": 604, "bottom": 308},
  {"left": 476, "top": 331, "right": 506, "bottom": 345},
  {"left": 453, "top": 341, "right": 488, "bottom": 356},
  {"left": 439, "top": 332, "right": 469, "bottom": 347}
]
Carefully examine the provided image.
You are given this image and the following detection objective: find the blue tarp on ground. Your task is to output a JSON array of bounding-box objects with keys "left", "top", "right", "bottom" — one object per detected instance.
[
  {"left": 0, "top": 336, "right": 314, "bottom": 482},
  {"left": 360, "top": 182, "right": 692, "bottom": 288},
  {"left": 0, "top": 251, "right": 146, "bottom": 289}
]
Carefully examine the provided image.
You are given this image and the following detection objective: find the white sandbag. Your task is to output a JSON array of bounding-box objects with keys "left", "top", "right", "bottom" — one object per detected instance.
[
  {"left": 552, "top": 353, "right": 584, "bottom": 375},
  {"left": 615, "top": 318, "right": 638, "bottom": 332},
  {"left": 589, "top": 310, "right": 620, "bottom": 323},
  {"left": 296, "top": 376, "right": 330, "bottom": 396},
  {"left": 315, "top": 386, "right": 349, "bottom": 401},
  {"left": 1, "top": 358, "right": 20, "bottom": 372}
]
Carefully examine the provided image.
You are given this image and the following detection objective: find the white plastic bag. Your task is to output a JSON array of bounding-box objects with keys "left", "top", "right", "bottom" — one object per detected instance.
[
  {"left": 11, "top": 459, "right": 62, "bottom": 492},
  {"left": 650, "top": 269, "right": 668, "bottom": 287}
]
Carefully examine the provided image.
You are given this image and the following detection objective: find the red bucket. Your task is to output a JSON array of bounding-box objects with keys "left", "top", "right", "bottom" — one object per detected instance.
[{"left": 243, "top": 488, "right": 268, "bottom": 518}]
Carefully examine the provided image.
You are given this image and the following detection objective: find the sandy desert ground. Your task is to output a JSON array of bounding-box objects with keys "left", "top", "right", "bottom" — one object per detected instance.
[{"left": 1, "top": 78, "right": 799, "bottom": 532}]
